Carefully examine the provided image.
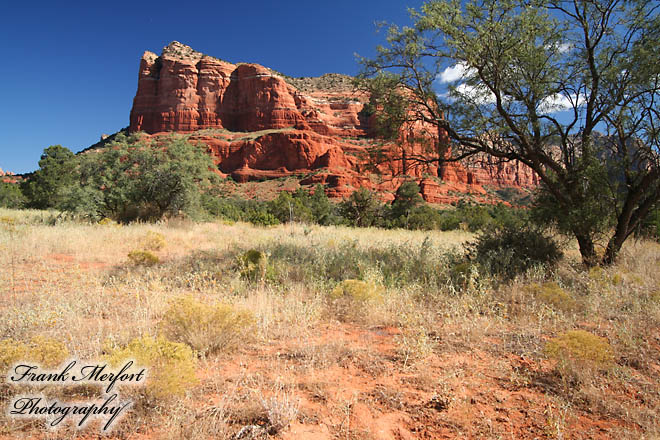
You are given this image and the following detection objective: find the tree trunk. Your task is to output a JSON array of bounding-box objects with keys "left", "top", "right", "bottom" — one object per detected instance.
[
  {"left": 575, "top": 233, "right": 598, "bottom": 267},
  {"left": 602, "top": 232, "right": 626, "bottom": 266}
]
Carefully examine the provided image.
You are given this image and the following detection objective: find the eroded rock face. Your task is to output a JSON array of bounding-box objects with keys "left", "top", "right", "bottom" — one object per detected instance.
[{"left": 129, "top": 42, "right": 538, "bottom": 203}]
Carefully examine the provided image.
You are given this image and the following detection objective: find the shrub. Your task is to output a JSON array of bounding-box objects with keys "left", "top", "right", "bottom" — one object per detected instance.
[
  {"left": 545, "top": 330, "right": 614, "bottom": 367},
  {"left": 0, "top": 182, "right": 26, "bottom": 209},
  {"left": 105, "top": 335, "right": 198, "bottom": 402},
  {"left": 141, "top": 231, "right": 166, "bottom": 251},
  {"left": 339, "top": 188, "right": 382, "bottom": 227},
  {"left": 0, "top": 339, "right": 27, "bottom": 370},
  {"left": 526, "top": 282, "right": 576, "bottom": 311},
  {"left": 0, "top": 336, "right": 68, "bottom": 370},
  {"left": 447, "top": 260, "right": 481, "bottom": 292},
  {"left": 238, "top": 249, "right": 274, "bottom": 282},
  {"left": 128, "top": 250, "right": 160, "bottom": 266},
  {"left": 329, "top": 279, "right": 382, "bottom": 302},
  {"left": 61, "top": 134, "right": 219, "bottom": 222},
  {"left": 21, "top": 145, "right": 77, "bottom": 209},
  {"left": 469, "top": 226, "right": 562, "bottom": 280},
  {"left": 405, "top": 205, "right": 444, "bottom": 230},
  {"left": 390, "top": 181, "right": 424, "bottom": 222},
  {"left": 246, "top": 209, "right": 280, "bottom": 227},
  {"left": 159, "top": 296, "right": 255, "bottom": 354},
  {"left": 98, "top": 217, "right": 119, "bottom": 226},
  {"left": 328, "top": 279, "right": 383, "bottom": 322},
  {"left": 396, "top": 328, "right": 436, "bottom": 367}
]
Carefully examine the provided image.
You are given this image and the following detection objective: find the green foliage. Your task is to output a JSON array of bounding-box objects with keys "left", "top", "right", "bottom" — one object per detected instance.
[
  {"left": 640, "top": 206, "right": 660, "bottom": 241},
  {"left": 0, "top": 182, "right": 26, "bottom": 209},
  {"left": 63, "top": 133, "right": 219, "bottom": 222},
  {"left": 469, "top": 225, "right": 562, "bottom": 280},
  {"left": 238, "top": 249, "right": 275, "bottom": 282},
  {"left": 339, "top": 188, "right": 382, "bottom": 227},
  {"left": 128, "top": 250, "right": 160, "bottom": 266},
  {"left": 246, "top": 209, "right": 280, "bottom": 227},
  {"left": 359, "top": 0, "right": 660, "bottom": 266},
  {"left": 406, "top": 205, "right": 444, "bottom": 230},
  {"left": 269, "top": 190, "right": 314, "bottom": 223},
  {"left": 21, "top": 145, "right": 77, "bottom": 209},
  {"left": 355, "top": 72, "right": 411, "bottom": 140},
  {"left": 105, "top": 335, "right": 198, "bottom": 402},
  {"left": 159, "top": 295, "right": 255, "bottom": 355},
  {"left": 390, "top": 181, "right": 425, "bottom": 226}
]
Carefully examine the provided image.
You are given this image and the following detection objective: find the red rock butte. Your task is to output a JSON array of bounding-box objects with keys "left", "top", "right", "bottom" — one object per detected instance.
[{"left": 129, "top": 41, "right": 539, "bottom": 203}]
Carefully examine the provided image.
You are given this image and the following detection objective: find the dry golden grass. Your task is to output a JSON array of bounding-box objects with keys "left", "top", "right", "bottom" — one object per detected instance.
[{"left": 0, "top": 208, "right": 659, "bottom": 438}]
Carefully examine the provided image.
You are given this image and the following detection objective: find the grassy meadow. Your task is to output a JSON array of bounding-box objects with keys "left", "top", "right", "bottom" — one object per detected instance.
[{"left": 0, "top": 208, "right": 659, "bottom": 439}]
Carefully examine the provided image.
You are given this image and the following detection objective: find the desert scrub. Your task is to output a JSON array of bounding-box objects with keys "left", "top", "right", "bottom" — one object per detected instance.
[
  {"left": 0, "top": 336, "right": 68, "bottom": 370},
  {"left": 237, "top": 249, "right": 275, "bottom": 283},
  {"left": 159, "top": 295, "right": 255, "bottom": 355},
  {"left": 396, "top": 328, "right": 436, "bottom": 368},
  {"left": 327, "top": 279, "right": 383, "bottom": 322},
  {"left": 469, "top": 226, "right": 562, "bottom": 281},
  {"left": 545, "top": 330, "right": 614, "bottom": 377},
  {"left": 447, "top": 260, "right": 482, "bottom": 294},
  {"left": 128, "top": 249, "right": 160, "bottom": 266},
  {"left": 98, "top": 217, "right": 119, "bottom": 226},
  {"left": 105, "top": 335, "right": 197, "bottom": 402},
  {"left": 141, "top": 231, "right": 166, "bottom": 251},
  {"left": 526, "top": 282, "right": 576, "bottom": 312}
]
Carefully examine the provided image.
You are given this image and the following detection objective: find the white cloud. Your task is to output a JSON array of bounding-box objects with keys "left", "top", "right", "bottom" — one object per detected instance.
[
  {"left": 557, "top": 43, "right": 572, "bottom": 53},
  {"left": 539, "top": 93, "right": 584, "bottom": 112},
  {"left": 438, "top": 63, "right": 475, "bottom": 83},
  {"left": 454, "top": 83, "right": 497, "bottom": 105}
]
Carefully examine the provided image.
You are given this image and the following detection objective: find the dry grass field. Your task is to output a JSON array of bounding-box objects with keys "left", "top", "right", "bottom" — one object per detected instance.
[{"left": 0, "top": 208, "right": 659, "bottom": 439}]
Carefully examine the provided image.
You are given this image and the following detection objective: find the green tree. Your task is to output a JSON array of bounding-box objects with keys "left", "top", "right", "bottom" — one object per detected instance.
[
  {"left": 65, "top": 134, "right": 218, "bottom": 222},
  {"left": 339, "top": 188, "right": 382, "bottom": 227},
  {"left": 390, "top": 181, "right": 424, "bottom": 226},
  {"left": 359, "top": 0, "right": 660, "bottom": 266},
  {"left": 21, "top": 145, "right": 77, "bottom": 209},
  {"left": 0, "top": 182, "right": 26, "bottom": 209}
]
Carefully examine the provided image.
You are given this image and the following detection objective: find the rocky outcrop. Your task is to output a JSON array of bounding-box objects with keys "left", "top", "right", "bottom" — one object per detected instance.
[{"left": 129, "top": 42, "right": 538, "bottom": 204}]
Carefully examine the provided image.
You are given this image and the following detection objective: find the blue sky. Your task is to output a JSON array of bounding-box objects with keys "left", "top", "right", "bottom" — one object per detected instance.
[{"left": 0, "top": 0, "right": 424, "bottom": 173}]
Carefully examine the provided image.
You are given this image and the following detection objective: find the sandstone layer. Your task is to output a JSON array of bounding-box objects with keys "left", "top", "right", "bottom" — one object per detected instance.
[{"left": 129, "top": 42, "right": 538, "bottom": 203}]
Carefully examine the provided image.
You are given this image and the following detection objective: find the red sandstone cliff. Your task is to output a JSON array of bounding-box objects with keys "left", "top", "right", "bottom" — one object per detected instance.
[{"left": 129, "top": 42, "right": 538, "bottom": 203}]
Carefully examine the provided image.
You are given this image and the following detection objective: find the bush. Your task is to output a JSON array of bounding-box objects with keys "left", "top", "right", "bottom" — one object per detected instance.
[
  {"left": 0, "top": 182, "right": 26, "bottom": 209},
  {"left": 62, "top": 134, "right": 219, "bottom": 223},
  {"left": 128, "top": 250, "right": 160, "bottom": 266},
  {"left": 545, "top": 330, "right": 614, "bottom": 368},
  {"left": 526, "top": 282, "right": 576, "bottom": 311},
  {"left": 237, "top": 249, "right": 275, "bottom": 283},
  {"left": 406, "top": 205, "right": 444, "bottom": 230},
  {"left": 246, "top": 209, "right": 280, "bottom": 227},
  {"left": 328, "top": 279, "right": 383, "bottom": 322},
  {"left": 329, "top": 279, "right": 383, "bottom": 302},
  {"left": 98, "top": 217, "right": 119, "bottom": 226},
  {"left": 390, "top": 181, "right": 424, "bottom": 223},
  {"left": 339, "top": 188, "right": 382, "bottom": 227},
  {"left": 105, "top": 335, "right": 198, "bottom": 402},
  {"left": 0, "top": 336, "right": 69, "bottom": 370},
  {"left": 141, "top": 231, "right": 166, "bottom": 251},
  {"left": 21, "top": 145, "right": 77, "bottom": 209},
  {"left": 159, "top": 295, "right": 255, "bottom": 354},
  {"left": 469, "top": 226, "right": 562, "bottom": 280}
]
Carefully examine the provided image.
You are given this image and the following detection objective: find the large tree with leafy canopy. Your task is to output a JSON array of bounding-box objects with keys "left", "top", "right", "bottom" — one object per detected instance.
[{"left": 358, "top": 0, "right": 660, "bottom": 266}]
